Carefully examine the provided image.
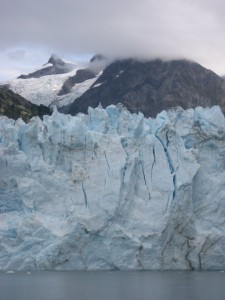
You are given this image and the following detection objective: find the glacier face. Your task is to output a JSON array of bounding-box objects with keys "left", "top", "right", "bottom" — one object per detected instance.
[{"left": 0, "top": 105, "right": 225, "bottom": 271}]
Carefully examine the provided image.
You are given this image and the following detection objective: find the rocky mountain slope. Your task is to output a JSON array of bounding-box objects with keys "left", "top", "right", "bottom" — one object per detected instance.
[
  {"left": 6, "top": 56, "right": 225, "bottom": 119},
  {"left": 0, "top": 104, "right": 225, "bottom": 271},
  {"left": 62, "top": 59, "right": 225, "bottom": 117},
  {"left": 58, "top": 54, "right": 106, "bottom": 96},
  {"left": 0, "top": 86, "right": 50, "bottom": 122}
]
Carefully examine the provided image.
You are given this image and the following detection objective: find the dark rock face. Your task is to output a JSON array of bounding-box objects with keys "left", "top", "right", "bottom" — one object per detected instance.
[
  {"left": 47, "top": 53, "right": 65, "bottom": 65},
  {"left": 90, "top": 54, "right": 106, "bottom": 63},
  {"left": 58, "top": 55, "right": 107, "bottom": 96},
  {"left": 0, "top": 86, "right": 51, "bottom": 122},
  {"left": 58, "top": 69, "right": 96, "bottom": 95},
  {"left": 61, "top": 59, "right": 225, "bottom": 117},
  {"left": 18, "top": 54, "right": 75, "bottom": 79}
]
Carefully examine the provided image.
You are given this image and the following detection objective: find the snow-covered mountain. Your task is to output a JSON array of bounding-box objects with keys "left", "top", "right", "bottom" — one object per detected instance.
[
  {"left": 7, "top": 72, "right": 100, "bottom": 108},
  {"left": 1, "top": 104, "right": 225, "bottom": 271},
  {"left": 6, "top": 54, "right": 103, "bottom": 108},
  {"left": 5, "top": 56, "right": 225, "bottom": 118}
]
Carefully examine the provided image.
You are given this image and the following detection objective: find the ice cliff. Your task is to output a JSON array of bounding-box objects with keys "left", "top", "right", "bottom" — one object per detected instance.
[{"left": 0, "top": 104, "right": 225, "bottom": 271}]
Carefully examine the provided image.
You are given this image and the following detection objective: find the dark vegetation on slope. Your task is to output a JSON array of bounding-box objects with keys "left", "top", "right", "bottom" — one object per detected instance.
[
  {"left": 0, "top": 86, "right": 51, "bottom": 122},
  {"left": 61, "top": 59, "right": 225, "bottom": 118}
]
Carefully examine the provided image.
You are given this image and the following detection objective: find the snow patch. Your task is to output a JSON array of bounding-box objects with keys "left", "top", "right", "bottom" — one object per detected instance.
[{"left": 92, "top": 82, "right": 103, "bottom": 88}]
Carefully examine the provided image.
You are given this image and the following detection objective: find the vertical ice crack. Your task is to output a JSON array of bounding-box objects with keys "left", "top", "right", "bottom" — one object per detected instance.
[
  {"left": 185, "top": 239, "right": 194, "bottom": 270},
  {"left": 104, "top": 151, "right": 111, "bottom": 174},
  {"left": 135, "top": 245, "right": 144, "bottom": 269},
  {"left": 198, "top": 237, "right": 208, "bottom": 271},
  {"left": 141, "top": 161, "right": 151, "bottom": 200},
  {"left": 172, "top": 174, "right": 176, "bottom": 199},
  {"left": 151, "top": 146, "right": 156, "bottom": 179},
  {"left": 155, "top": 132, "right": 174, "bottom": 174},
  {"left": 198, "top": 236, "right": 221, "bottom": 271},
  {"left": 155, "top": 130, "right": 177, "bottom": 203},
  {"left": 104, "top": 178, "right": 106, "bottom": 191},
  {"left": 81, "top": 181, "right": 88, "bottom": 208}
]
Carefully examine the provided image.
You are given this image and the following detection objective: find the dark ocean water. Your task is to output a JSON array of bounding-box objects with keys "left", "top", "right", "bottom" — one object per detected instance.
[{"left": 0, "top": 270, "right": 225, "bottom": 300}]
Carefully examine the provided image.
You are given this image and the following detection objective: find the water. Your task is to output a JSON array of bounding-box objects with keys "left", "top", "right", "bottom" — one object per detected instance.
[{"left": 0, "top": 271, "right": 225, "bottom": 300}]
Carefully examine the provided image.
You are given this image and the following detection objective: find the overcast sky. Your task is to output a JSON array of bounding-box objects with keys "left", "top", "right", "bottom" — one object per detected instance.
[{"left": 0, "top": 0, "right": 225, "bottom": 81}]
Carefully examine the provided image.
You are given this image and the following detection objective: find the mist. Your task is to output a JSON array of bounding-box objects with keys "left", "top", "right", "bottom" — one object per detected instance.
[{"left": 0, "top": 0, "right": 225, "bottom": 80}]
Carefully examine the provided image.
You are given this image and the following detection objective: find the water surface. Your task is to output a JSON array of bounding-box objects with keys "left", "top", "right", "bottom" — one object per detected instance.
[{"left": 0, "top": 271, "right": 225, "bottom": 300}]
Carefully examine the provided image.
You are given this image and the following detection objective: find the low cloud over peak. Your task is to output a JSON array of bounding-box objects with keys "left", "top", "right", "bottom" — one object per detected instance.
[{"left": 0, "top": 0, "right": 225, "bottom": 80}]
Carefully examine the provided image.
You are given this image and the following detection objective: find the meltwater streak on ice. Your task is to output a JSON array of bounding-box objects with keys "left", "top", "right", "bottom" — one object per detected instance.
[
  {"left": 0, "top": 104, "right": 225, "bottom": 271},
  {"left": 1, "top": 271, "right": 225, "bottom": 300}
]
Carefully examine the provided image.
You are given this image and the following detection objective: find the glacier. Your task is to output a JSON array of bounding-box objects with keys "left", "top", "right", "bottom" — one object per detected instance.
[
  {"left": 6, "top": 70, "right": 100, "bottom": 108},
  {"left": 6, "top": 70, "right": 78, "bottom": 106},
  {"left": 0, "top": 104, "right": 225, "bottom": 271}
]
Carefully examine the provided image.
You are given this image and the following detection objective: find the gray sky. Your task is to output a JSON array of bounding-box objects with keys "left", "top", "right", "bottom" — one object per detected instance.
[{"left": 0, "top": 0, "right": 225, "bottom": 80}]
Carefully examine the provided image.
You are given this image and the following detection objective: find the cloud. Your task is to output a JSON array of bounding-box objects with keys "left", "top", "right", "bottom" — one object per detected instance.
[
  {"left": 7, "top": 50, "right": 26, "bottom": 61},
  {"left": 0, "top": 0, "right": 225, "bottom": 77},
  {"left": 0, "top": 47, "right": 52, "bottom": 81}
]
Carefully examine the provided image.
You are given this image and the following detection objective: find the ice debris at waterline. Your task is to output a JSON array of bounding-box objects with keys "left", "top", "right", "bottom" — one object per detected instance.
[{"left": 0, "top": 104, "right": 225, "bottom": 271}]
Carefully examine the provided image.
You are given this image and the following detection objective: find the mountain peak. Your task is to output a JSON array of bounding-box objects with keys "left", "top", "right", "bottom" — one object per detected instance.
[
  {"left": 47, "top": 53, "right": 65, "bottom": 65},
  {"left": 17, "top": 54, "right": 75, "bottom": 79},
  {"left": 90, "top": 54, "right": 106, "bottom": 63}
]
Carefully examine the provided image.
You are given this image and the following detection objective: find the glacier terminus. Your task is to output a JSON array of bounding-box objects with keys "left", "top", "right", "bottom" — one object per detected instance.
[{"left": 0, "top": 104, "right": 225, "bottom": 271}]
